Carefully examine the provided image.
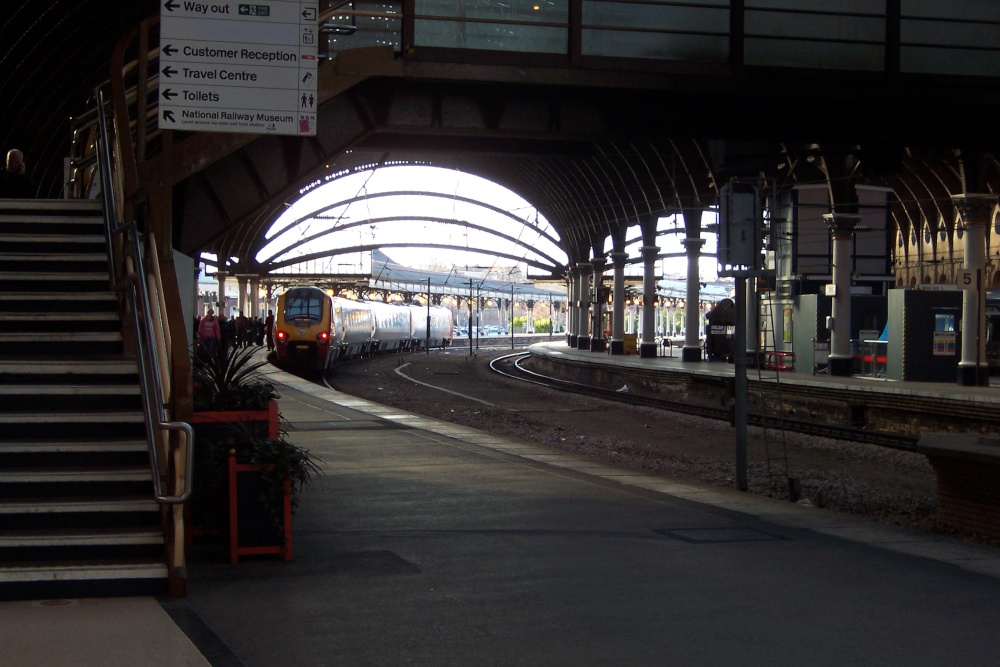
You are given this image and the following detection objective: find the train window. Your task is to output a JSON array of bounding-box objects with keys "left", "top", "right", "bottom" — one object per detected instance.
[{"left": 285, "top": 291, "right": 324, "bottom": 324}]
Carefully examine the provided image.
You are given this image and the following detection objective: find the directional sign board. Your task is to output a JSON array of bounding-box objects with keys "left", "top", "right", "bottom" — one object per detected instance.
[{"left": 159, "top": 0, "right": 319, "bottom": 136}]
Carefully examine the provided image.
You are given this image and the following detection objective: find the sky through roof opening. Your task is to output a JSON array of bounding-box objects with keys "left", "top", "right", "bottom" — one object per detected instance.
[{"left": 257, "top": 164, "right": 568, "bottom": 279}]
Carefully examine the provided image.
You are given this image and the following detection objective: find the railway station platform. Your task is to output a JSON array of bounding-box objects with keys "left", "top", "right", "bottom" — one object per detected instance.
[
  {"left": 528, "top": 340, "right": 1000, "bottom": 406},
  {"left": 5, "top": 358, "right": 1000, "bottom": 666},
  {"left": 526, "top": 341, "right": 1000, "bottom": 445}
]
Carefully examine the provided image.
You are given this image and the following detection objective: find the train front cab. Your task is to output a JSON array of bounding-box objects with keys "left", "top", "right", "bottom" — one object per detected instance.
[{"left": 275, "top": 287, "right": 333, "bottom": 373}]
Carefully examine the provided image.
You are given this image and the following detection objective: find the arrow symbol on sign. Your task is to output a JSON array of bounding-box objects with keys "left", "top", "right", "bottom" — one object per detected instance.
[
  {"left": 162, "top": 110, "right": 175, "bottom": 123},
  {"left": 163, "top": 0, "right": 179, "bottom": 11},
  {"left": 161, "top": 66, "right": 177, "bottom": 78},
  {"left": 162, "top": 88, "right": 177, "bottom": 100},
  {"left": 162, "top": 44, "right": 177, "bottom": 57}
]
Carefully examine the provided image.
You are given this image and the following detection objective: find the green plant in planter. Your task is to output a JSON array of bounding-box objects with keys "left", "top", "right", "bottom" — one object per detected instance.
[
  {"left": 234, "top": 430, "right": 322, "bottom": 515},
  {"left": 192, "top": 344, "right": 279, "bottom": 411},
  {"left": 190, "top": 419, "right": 322, "bottom": 540}
]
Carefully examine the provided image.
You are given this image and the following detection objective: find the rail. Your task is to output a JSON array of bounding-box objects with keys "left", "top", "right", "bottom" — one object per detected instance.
[
  {"left": 94, "top": 85, "right": 194, "bottom": 505},
  {"left": 489, "top": 352, "right": 919, "bottom": 451}
]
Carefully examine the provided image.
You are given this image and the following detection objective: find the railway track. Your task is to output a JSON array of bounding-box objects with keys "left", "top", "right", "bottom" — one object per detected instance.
[{"left": 489, "top": 352, "right": 921, "bottom": 452}]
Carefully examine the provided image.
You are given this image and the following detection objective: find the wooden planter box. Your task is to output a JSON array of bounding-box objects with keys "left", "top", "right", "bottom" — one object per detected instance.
[
  {"left": 188, "top": 399, "right": 293, "bottom": 561},
  {"left": 190, "top": 399, "right": 279, "bottom": 440},
  {"left": 228, "top": 454, "right": 292, "bottom": 563}
]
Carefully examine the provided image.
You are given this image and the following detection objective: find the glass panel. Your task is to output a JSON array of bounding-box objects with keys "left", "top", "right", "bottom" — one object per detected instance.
[
  {"left": 748, "top": 0, "right": 883, "bottom": 11},
  {"left": 327, "top": 1, "right": 403, "bottom": 52},
  {"left": 902, "top": 0, "right": 1000, "bottom": 21},
  {"left": 745, "top": 12, "right": 884, "bottom": 42},
  {"left": 582, "top": 1, "right": 728, "bottom": 60},
  {"left": 583, "top": 1, "right": 727, "bottom": 32},
  {"left": 417, "top": 0, "right": 568, "bottom": 23},
  {"left": 744, "top": 1, "right": 885, "bottom": 70},
  {"left": 900, "top": 47, "right": 1000, "bottom": 76},
  {"left": 415, "top": 18, "right": 567, "bottom": 52},
  {"left": 414, "top": 0, "right": 567, "bottom": 52},
  {"left": 582, "top": 29, "right": 727, "bottom": 60},
  {"left": 745, "top": 39, "right": 884, "bottom": 70},
  {"left": 902, "top": 19, "right": 1000, "bottom": 46}
]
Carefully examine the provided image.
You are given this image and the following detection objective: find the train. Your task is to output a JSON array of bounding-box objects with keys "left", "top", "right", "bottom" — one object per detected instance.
[{"left": 273, "top": 285, "right": 453, "bottom": 374}]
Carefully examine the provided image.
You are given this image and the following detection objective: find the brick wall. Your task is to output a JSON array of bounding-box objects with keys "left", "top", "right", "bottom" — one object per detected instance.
[{"left": 918, "top": 434, "right": 1000, "bottom": 541}]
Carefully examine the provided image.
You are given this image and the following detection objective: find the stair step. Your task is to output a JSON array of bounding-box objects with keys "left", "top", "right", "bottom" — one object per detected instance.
[
  {"left": 0, "top": 527, "right": 163, "bottom": 548},
  {"left": 0, "top": 467, "right": 152, "bottom": 484},
  {"left": 0, "top": 560, "right": 167, "bottom": 583},
  {"left": 0, "top": 200, "right": 103, "bottom": 214},
  {"left": 0, "top": 217, "right": 103, "bottom": 227},
  {"left": 0, "top": 411, "right": 144, "bottom": 424},
  {"left": 0, "top": 384, "right": 140, "bottom": 396},
  {"left": 0, "top": 359, "right": 136, "bottom": 374},
  {"left": 0, "top": 439, "right": 147, "bottom": 454},
  {"left": 0, "top": 271, "right": 108, "bottom": 281},
  {"left": 0, "top": 331, "right": 121, "bottom": 343},
  {"left": 1, "top": 313, "right": 118, "bottom": 322},
  {"left": 0, "top": 233, "right": 104, "bottom": 244},
  {"left": 0, "top": 252, "right": 107, "bottom": 261},
  {"left": 0, "top": 497, "right": 159, "bottom": 514},
  {"left": 0, "top": 292, "right": 115, "bottom": 301}
]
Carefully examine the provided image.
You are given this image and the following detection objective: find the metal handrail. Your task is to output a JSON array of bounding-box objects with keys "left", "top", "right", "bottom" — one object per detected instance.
[{"left": 94, "top": 85, "right": 194, "bottom": 505}]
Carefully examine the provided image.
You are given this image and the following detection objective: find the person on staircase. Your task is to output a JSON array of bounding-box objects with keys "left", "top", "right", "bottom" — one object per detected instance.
[{"left": 0, "top": 149, "right": 35, "bottom": 198}]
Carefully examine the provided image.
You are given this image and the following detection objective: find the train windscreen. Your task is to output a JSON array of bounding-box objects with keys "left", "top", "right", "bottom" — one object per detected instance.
[{"left": 284, "top": 289, "right": 325, "bottom": 324}]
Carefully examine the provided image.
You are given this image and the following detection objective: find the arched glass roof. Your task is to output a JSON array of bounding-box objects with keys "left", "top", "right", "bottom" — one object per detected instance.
[{"left": 255, "top": 164, "right": 568, "bottom": 278}]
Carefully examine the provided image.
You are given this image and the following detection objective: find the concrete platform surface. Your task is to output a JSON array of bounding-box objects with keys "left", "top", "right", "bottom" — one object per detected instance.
[{"left": 5, "top": 359, "right": 1000, "bottom": 666}]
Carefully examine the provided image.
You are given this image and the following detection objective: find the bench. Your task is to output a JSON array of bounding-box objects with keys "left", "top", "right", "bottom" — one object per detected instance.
[{"left": 766, "top": 351, "right": 796, "bottom": 371}]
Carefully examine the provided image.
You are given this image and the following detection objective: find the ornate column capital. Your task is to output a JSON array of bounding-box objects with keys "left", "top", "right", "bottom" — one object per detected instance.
[
  {"left": 952, "top": 194, "right": 998, "bottom": 227},
  {"left": 822, "top": 213, "right": 863, "bottom": 239},
  {"left": 640, "top": 245, "right": 659, "bottom": 261},
  {"left": 609, "top": 251, "right": 629, "bottom": 267},
  {"left": 681, "top": 238, "right": 706, "bottom": 252}
]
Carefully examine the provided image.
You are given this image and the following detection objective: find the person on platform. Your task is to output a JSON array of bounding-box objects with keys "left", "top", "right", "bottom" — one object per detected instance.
[
  {"left": 0, "top": 149, "right": 35, "bottom": 198},
  {"left": 265, "top": 309, "right": 275, "bottom": 352},
  {"left": 197, "top": 309, "right": 221, "bottom": 357},
  {"left": 236, "top": 311, "right": 248, "bottom": 348}
]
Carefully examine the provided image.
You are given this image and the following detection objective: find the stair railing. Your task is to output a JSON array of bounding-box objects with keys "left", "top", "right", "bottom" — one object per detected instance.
[{"left": 94, "top": 84, "right": 194, "bottom": 505}]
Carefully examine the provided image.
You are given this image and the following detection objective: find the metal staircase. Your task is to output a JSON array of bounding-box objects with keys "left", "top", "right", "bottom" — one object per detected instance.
[{"left": 0, "top": 198, "right": 168, "bottom": 600}]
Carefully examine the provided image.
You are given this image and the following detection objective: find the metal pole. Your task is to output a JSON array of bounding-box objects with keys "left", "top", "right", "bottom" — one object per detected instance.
[
  {"left": 734, "top": 275, "right": 748, "bottom": 492},
  {"left": 511, "top": 284, "right": 515, "bottom": 349},
  {"left": 469, "top": 279, "right": 473, "bottom": 356},
  {"left": 426, "top": 277, "right": 431, "bottom": 355}
]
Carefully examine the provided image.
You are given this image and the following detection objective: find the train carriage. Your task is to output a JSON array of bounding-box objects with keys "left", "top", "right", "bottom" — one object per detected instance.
[
  {"left": 368, "top": 300, "right": 413, "bottom": 353},
  {"left": 331, "top": 296, "right": 376, "bottom": 359},
  {"left": 407, "top": 304, "right": 454, "bottom": 348}
]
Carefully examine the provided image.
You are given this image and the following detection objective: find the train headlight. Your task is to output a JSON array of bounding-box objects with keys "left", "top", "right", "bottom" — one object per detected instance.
[
  {"left": 317, "top": 330, "right": 330, "bottom": 343},
  {"left": 276, "top": 330, "right": 288, "bottom": 343}
]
